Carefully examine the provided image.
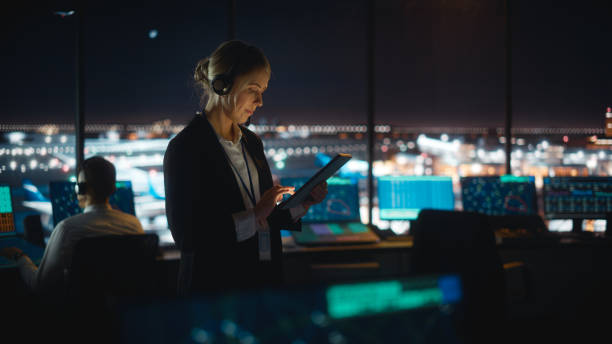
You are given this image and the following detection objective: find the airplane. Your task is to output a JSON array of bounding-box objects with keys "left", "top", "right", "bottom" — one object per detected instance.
[
  {"left": 21, "top": 179, "right": 53, "bottom": 230},
  {"left": 147, "top": 169, "right": 165, "bottom": 200},
  {"left": 116, "top": 168, "right": 166, "bottom": 221},
  {"left": 54, "top": 10, "right": 75, "bottom": 18},
  {"left": 22, "top": 179, "right": 52, "bottom": 214}
]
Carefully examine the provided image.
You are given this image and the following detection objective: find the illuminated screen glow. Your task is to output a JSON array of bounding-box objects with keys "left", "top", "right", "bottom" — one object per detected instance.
[
  {"left": 326, "top": 275, "right": 461, "bottom": 319},
  {"left": 460, "top": 176, "right": 537, "bottom": 216},
  {"left": 50, "top": 180, "right": 136, "bottom": 226},
  {"left": 281, "top": 177, "right": 360, "bottom": 223},
  {"left": 377, "top": 176, "right": 454, "bottom": 220},
  {"left": 0, "top": 186, "right": 16, "bottom": 235},
  {"left": 543, "top": 176, "right": 612, "bottom": 219}
]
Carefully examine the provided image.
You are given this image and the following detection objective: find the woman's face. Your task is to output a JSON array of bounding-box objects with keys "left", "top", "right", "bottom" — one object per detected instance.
[{"left": 226, "top": 68, "right": 269, "bottom": 124}]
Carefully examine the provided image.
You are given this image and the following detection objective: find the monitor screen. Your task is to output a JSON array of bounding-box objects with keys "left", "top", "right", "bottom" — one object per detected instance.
[
  {"left": 0, "top": 185, "right": 16, "bottom": 236},
  {"left": 460, "top": 175, "right": 537, "bottom": 216},
  {"left": 377, "top": 176, "right": 454, "bottom": 220},
  {"left": 119, "top": 274, "right": 462, "bottom": 344},
  {"left": 543, "top": 176, "right": 612, "bottom": 219},
  {"left": 49, "top": 180, "right": 136, "bottom": 226},
  {"left": 280, "top": 177, "right": 360, "bottom": 223}
]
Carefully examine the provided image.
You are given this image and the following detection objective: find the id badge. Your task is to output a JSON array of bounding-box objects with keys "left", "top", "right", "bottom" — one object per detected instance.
[{"left": 258, "top": 230, "right": 271, "bottom": 261}]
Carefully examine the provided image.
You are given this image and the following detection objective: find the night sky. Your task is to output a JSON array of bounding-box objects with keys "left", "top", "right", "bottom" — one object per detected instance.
[{"left": 2, "top": 0, "right": 611, "bottom": 128}]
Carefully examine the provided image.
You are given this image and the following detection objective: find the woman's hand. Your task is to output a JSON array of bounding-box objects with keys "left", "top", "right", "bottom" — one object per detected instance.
[
  {"left": 302, "top": 181, "right": 328, "bottom": 211},
  {"left": 254, "top": 185, "right": 295, "bottom": 225}
]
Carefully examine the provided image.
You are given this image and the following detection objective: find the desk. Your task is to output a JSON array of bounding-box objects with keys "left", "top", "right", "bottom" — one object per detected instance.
[
  {"left": 0, "top": 236, "right": 44, "bottom": 269},
  {"left": 282, "top": 236, "right": 412, "bottom": 285}
]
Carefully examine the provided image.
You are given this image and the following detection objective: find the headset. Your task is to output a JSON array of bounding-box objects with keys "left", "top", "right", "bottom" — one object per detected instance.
[
  {"left": 209, "top": 45, "right": 256, "bottom": 126},
  {"left": 74, "top": 182, "right": 87, "bottom": 195},
  {"left": 209, "top": 45, "right": 258, "bottom": 96},
  {"left": 210, "top": 64, "right": 236, "bottom": 96}
]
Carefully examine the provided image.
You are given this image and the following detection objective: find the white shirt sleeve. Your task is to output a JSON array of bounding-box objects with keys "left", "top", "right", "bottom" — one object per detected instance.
[
  {"left": 232, "top": 209, "right": 258, "bottom": 242},
  {"left": 289, "top": 204, "right": 308, "bottom": 221},
  {"left": 18, "top": 221, "right": 67, "bottom": 295},
  {"left": 233, "top": 203, "right": 306, "bottom": 242}
]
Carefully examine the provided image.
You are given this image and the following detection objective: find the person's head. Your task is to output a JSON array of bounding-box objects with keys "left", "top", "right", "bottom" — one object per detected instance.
[
  {"left": 76, "top": 156, "right": 116, "bottom": 208},
  {"left": 194, "top": 40, "right": 270, "bottom": 125}
]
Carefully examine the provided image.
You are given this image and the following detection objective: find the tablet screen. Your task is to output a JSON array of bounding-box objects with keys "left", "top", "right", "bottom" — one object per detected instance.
[{"left": 278, "top": 153, "right": 352, "bottom": 210}]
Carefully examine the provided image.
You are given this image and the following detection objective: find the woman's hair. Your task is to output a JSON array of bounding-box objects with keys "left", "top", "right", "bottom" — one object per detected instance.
[
  {"left": 194, "top": 40, "right": 270, "bottom": 112},
  {"left": 79, "top": 156, "right": 116, "bottom": 201}
]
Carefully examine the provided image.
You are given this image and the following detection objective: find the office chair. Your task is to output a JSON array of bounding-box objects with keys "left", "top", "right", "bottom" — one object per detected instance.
[
  {"left": 64, "top": 233, "right": 159, "bottom": 342},
  {"left": 67, "top": 233, "right": 160, "bottom": 303},
  {"left": 410, "top": 209, "right": 506, "bottom": 343},
  {"left": 23, "top": 214, "right": 45, "bottom": 248}
]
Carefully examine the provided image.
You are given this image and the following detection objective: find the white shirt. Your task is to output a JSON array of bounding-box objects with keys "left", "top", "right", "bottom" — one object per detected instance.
[
  {"left": 216, "top": 125, "right": 306, "bottom": 247},
  {"left": 16, "top": 203, "right": 144, "bottom": 298}
]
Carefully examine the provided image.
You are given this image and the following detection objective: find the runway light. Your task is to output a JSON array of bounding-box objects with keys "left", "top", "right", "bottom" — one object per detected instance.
[
  {"left": 471, "top": 163, "right": 483, "bottom": 174},
  {"left": 8, "top": 132, "right": 25, "bottom": 144}
]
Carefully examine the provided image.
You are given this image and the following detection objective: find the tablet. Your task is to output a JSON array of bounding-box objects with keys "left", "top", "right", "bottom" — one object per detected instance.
[{"left": 278, "top": 153, "right": 352, "bottom": 210}]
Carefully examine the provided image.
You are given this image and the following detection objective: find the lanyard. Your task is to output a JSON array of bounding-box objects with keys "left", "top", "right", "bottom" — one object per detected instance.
[{"left": 224, "top": 140, "right": 256, "bottom": 207}]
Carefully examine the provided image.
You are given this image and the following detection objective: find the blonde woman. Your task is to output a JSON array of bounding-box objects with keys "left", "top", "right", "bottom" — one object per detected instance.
[{"left": 164, "top": 40, "right": 327, "bottom": 295}]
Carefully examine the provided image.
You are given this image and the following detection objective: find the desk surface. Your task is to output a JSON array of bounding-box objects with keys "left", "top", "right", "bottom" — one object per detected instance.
[
  {"left": 0, "top": 236, "right": 44, "bottom": 268},
  {"left": 282, "top": 235, "right": 413, "bottom": 253}
]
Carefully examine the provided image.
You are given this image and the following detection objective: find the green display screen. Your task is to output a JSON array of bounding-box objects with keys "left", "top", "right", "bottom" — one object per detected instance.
[
  {"left": 326, "top": 276, "right": 458, "bottom": 319},
  {"left": 0, "top": 186, "right": 13, "bottom": 213}
]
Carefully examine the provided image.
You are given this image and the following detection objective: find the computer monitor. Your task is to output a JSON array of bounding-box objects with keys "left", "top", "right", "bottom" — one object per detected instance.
[
  {"left": 49, "top": 180, "right": 136, "bottom": 227},
  {"left": 460, "top": 175, "right": 537, "bottom": 216},
  {"left": 377, "top": 176, "right": 454, "bottom": 221},
  {"left": 280, "top": 177, "right": 377, "bottom": 245},
  {"left": 0, "top": 185, "right": 16, "bottom": 236},
  {"left": 280, "top": 177, "right": 360, "bottom": 223},
  {"left": 543, "top": 176, "right": 612, "bottom": 219}
]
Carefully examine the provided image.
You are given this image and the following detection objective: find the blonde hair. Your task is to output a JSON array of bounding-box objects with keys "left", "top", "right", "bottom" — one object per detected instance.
[{"left": 194, "top": 40, "right": 271, "bottom": 113}]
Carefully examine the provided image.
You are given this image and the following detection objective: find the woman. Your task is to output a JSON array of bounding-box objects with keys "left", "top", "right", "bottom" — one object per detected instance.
[{"left": 163, "top": 40, "right": 327, "bottom": 294}]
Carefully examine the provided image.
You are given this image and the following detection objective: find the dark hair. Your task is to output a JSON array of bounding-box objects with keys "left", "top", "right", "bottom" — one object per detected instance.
[
  {"left": 194, "top": 40, "right": 271, "bottom": 110},
  {"left": 79, "top": 156, "right": 116, "bottom": 201}
]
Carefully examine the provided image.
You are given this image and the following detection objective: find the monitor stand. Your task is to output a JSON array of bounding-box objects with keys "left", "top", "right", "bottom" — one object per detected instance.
[{"left": 572, "top": 219, "right": 582, "bottom": 234}]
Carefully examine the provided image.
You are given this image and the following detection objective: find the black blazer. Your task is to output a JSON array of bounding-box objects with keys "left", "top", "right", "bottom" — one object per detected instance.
[{"left": 163, "top": 114, "right": 301, "bottom": 294}]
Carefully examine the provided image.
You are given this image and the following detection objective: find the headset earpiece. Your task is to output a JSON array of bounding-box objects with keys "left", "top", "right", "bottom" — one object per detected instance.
[
  {"left": 210, "top": 58, "right": 237, "bottom": 96},
  {"left": 211, "top": 74, "right": 233, "bottom": 95},
  {"left": 75, "top": 182, "right": 87, "bottom": 195}
]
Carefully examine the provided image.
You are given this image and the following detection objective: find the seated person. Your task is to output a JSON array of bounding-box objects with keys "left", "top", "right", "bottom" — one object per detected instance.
[{"left": 1, "top": 156, "right": 144, "bottom": 298}]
